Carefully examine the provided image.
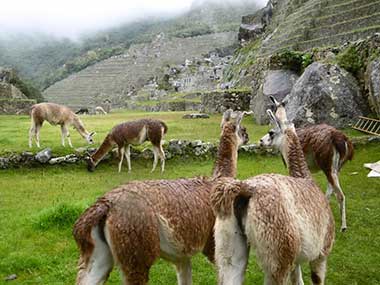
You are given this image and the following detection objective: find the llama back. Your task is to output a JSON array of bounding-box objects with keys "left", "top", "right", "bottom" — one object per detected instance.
[{"left": 243, "top": 174, "right": 335, "bottom": 256}]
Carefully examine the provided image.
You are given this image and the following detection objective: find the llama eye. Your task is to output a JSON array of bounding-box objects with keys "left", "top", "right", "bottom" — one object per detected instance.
[{"left": 269, "top": 130, "right": 274, "bottom": 137}]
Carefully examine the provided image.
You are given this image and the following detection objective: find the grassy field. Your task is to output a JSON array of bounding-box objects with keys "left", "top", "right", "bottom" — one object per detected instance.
[{"left": 0, "top": 111, "right": 379, "bottom": 284}]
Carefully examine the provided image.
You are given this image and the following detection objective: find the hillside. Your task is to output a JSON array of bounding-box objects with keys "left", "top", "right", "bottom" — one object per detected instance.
[
  {"left": 0, "top": 1, "right": 259, "bottom": 90},
  {"left": 43, "top": 32, "right": 237, "bottom": 108}
]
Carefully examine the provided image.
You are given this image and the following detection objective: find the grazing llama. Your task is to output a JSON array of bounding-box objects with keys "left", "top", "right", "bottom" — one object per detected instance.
[
  {"left": 76, "top": 108, "right": 89, "bottom": 115},
  {"left": 73, "top": 110, "right": 249, "bottom": 285},
  {"left": 95, "top": 106, "right": 107, "bottom": 115},
  {"left": 211, "top": 103, "right": 335, "bottom": 285},
  {"left": 260, "top": 97, "right": 353, "bottom": 231},
  {"left": 29, "top": 103, "right": 95, "bottom": 148},
  {"left": 87, "top": 119, "right": 168, "bottom": 173}
]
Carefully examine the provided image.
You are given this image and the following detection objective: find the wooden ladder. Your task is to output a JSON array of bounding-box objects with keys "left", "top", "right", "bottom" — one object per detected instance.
[{"left": 352, "top": 116, "right": 380, "bottom": 136}]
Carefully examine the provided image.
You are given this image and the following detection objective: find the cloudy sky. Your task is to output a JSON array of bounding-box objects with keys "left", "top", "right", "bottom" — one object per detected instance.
[{"left": 0, "top": 0, "right": 266, "bottom": 38}]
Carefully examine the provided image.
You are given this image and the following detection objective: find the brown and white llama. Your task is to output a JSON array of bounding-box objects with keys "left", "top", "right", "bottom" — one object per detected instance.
[
  {"left": 29, "top": 103, "right": 95, "bottom": 148},
  {"left": 73, "top": 110, "right": 249, "bottom": 285},
  {"left": 211, "top": 104, "right": 335, "bottom": 285},
  {"left": 260, "top": 98, "right": 353, "bottom": 231},
  {"left": 87, "top": 119, "right": 168, "bottom": 173}
]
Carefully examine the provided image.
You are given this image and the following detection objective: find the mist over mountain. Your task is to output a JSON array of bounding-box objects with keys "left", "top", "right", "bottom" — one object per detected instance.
[{"left": 0, "top": 0, "right": 261, "bottom": 90}]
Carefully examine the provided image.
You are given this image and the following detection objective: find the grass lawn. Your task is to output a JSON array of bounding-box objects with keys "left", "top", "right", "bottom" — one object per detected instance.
[{"left": 0, "top": 111, "right": 379, "bottom": 284}]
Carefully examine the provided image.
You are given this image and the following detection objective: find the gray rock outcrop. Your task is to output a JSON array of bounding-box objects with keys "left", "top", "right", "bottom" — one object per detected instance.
[
  {"left": 285, "top": 62, "right": 368, "bottom": 128},
  {"left": 366, "top": 59, "right": 380, "bottom": 117},
  {"left": 252, "top": 69, "right": 299, "bottom": 124}
]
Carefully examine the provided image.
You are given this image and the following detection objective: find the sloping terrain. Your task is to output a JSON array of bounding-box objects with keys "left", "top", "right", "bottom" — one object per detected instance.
[
  {"left": 258, "top": 0, "right": 380, "bottom": 56},
  {"left": 43, "top": 32, "right": 237, "bottom": 108}
]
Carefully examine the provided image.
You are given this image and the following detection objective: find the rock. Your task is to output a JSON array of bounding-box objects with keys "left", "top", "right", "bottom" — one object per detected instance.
[
  {"left": 49, "top": 157, "right": 66, "bottom": 165},
  {"left": 0, "top": 157, "right": 9, "bottom": 169},
  {"left": 5, "top": 274, "right": 17, "bottom": 281},
  {"left": 238, "top": 23, "right": 264, "bottom": 42},
  {"left": 182, "top": 113, "right": 210, "bottom": 119},
  {"left": 365, "top": 59, "right": 380, "bottom": 117},
  {"left": 285, "top": 62, "right": 369, "bottom": 128},
  {"left": 35, "top": 148, "right": 52, "bottom": 163},
  {"left": 252, "top": 69, "right": 299, "bottom": 124}
]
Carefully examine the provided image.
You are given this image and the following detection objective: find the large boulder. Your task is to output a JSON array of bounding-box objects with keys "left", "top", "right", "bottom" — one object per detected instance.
[
  {"left": 365, "top": 59, "right": 380, "bottom": 117},
  {"left": 252, "top": 69, "right": 299, "bottom": 124},
  {"left": 285, "top": 62, "right": 368, "bottom": 128}
]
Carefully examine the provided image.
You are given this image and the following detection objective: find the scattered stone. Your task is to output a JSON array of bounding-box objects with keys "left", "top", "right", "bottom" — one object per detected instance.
[
  {"left": 5, "top": 274, "right": 17, "bottom": 281},
  {"left": 182, "top": 113, "right": 210, "bottom": 119},
  {"left": 34, "top": 148, "right": 52, "bottom": 163}
]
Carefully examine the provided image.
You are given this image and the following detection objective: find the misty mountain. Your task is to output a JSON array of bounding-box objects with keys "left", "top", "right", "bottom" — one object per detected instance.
[{"left": 0, "top": 1, "right": 259, "bottom": 91}]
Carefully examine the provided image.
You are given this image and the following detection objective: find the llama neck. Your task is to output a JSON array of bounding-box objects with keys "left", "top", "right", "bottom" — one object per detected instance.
[
  {"left": 72, "top": 117, "right": 88, "bottom": 138},
  {"left": 91, "top": 134, "right": 115, "bottom": 165},
  {"left": 283, "top": 129, "right": 311, "bottom": 179},
  {"left": 212, "top": 125, "right": 238, "bottom": 179}
]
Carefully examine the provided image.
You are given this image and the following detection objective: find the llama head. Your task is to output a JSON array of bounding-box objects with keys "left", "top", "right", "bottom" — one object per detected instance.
[
  {"left": 221, "top": 109, "right": 250, "bottom": 146},
  {"left": 260, "top": 108, "right": 294, "bottom": 150},
  {"left": 85, "top": 131, "right": 96, "bottom": 144}
]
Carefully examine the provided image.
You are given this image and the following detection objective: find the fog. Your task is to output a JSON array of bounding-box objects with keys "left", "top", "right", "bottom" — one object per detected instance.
[{"left": 0, "top": 0, "right": 267, "bottom": 39}]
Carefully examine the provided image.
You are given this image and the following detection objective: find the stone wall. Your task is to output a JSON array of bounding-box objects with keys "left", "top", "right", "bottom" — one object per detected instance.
[
  {"left": 201, "top": 90, "right": 252, "bottom": 113},
  {"left": 0, "top": 99, "right": 36, "bottom": 115}
]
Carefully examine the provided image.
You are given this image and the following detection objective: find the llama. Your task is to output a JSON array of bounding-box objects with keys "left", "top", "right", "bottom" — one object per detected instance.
[
  {"left": 87, "top": 119, "right": 168, "bottom": 173},
  {"left": 76, "top": 108, "right": 89, "bottom": 115},
  {"left": 95, "top": 106, "right": 107, "bottom": 115},
  {"left": 211, "top": 103, "right": 335, "bottom": 285},
  {"left": 260, "top": 98, "right": 353, "bottom": 231},
  {"left": 73, "top": 110, "right": 250, "bottom": 285},
  {"left": 29, "top": 103, "right": 95, "bottom": 148}
]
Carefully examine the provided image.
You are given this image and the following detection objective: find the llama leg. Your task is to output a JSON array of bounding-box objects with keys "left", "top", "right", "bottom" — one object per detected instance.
[
  {"left": 118, "top": 147, "right": 125, "bottom": 173},
  {"left": 332, "top": 172, "right": 347, "bottom": 232},
  {"left": 214, "top": 216, "right": 248, "bottom": 285},
  {"left": 290, "top": 264, "right": 304, "bottom": 285},
  {"left": 76, "top": 226, "right": 114, "bottom": 285},
  {"left": 158, "top": 143, "right": 165, "bottom": 173},
  {"left": 60, "top": 125, "right": 66, "bottom": 147},
  {"left": 310, "top": 256, "right": 327, "bottom": 285},
  {"left": 325, "top": 182, "right": 334, "bottom": 200},
  {"left": 174, "top": 258, "right": 192, "bottom": 285},
  {"left": 35, "top": 124, "right": 41, "bottom": 148},
  {"left": 62, "top": 124, "right": 73, "bottom": 147},
  {"left": 151, "top": 146, "right": 159, "bottom": 173},
  {"left": 29, "top": 124, "right": 36, "bottom": 148},
  {"left": 124, "top": 145, "right": 131, "bottom": 172}
]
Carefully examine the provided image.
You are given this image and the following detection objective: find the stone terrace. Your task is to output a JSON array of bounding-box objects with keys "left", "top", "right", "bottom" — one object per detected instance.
[
  {"left": 258, "top": 0, "right": 380, "bottom": 56},
  {"left": 43, "top": 32, "right": 237, "bottom": 109}
]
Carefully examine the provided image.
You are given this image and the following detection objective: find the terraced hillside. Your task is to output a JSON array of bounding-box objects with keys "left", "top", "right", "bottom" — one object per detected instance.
[
  {"left": 258, "top": 0, "right": 380, "bottom": 56},
  {"left": 43, "top": 32, "right": 237, "bottom": 108}
]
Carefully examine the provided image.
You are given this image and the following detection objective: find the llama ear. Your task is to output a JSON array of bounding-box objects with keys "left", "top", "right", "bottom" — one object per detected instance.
[
  {"left": 270, "top": 96, "right": 279, "bottom": 106},
  {"left": 89, "top": 131, "right": 96, "bottom": 137},
  {"left": 266, "top": 109, "right": 281, "bottom": 129}
]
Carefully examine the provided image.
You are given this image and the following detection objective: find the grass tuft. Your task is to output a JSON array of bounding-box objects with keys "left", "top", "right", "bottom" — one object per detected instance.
[{"left": 32, "top": 203, "right": 86, "bottom": 230}]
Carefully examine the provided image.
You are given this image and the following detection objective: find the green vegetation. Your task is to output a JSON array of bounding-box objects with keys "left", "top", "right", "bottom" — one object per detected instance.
[
  {"left": 0, "top": 111, "right": 379, "bottom": 283},
  {"left": 270, "top": 50, "right": 314, "bottom": 74},
  {"left": 8, "top": 71, "right": 44, "bottom": 102},
  {"left": 336, "top": 46, "right": 364, "bottom": 76}
]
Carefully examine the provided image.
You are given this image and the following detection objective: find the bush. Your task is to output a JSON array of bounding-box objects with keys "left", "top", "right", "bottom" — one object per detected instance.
[{"left": 336, "top": 46, "right": 364, "bottom": 75}]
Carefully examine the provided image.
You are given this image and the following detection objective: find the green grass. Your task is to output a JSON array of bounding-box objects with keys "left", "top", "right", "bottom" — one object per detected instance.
[{"left": 0, "top": 111, "right": 379, "bottom": 284}]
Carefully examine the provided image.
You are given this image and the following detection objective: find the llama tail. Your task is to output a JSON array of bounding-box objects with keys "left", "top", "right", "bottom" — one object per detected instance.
[
  {"left": 73, "top": 196, "right": 112, "bottom": 265},
  {"left": 210, "top": 177, "right": 251, "bottom": 218},
  {"left": 160, "top": 121, "right": 168, "bottom": 135},
  {"left": 88, "top": 134, "right": 115, "bottom": 171},
  {"left": 332, "top": 133, "right": 354, "bottom": 166}
]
